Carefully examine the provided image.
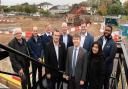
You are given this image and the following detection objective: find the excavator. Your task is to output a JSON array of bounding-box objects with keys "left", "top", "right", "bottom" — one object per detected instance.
[{"left": 65, "top": 4, "right": 87, "bottom": 26}]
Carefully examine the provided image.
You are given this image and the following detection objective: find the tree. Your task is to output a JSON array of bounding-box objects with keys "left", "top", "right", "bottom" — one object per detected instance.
[
  {"left": 123, "top": 1, "right": 128, "bottom": 15},
  {"left": 30, "top": 4, "right": 37, "bottom": 13},
  {"left": 3, "top": 6, "right": 11, "bottom": 13},
  {"left": 39, "top": 9, "right": 51, "bottom": 17},
  {"left": 107, "top": 3, "right": 122, "bottom": 15},
  {"left": 97, "top": 4, "right": 107, "bottom": 15}
]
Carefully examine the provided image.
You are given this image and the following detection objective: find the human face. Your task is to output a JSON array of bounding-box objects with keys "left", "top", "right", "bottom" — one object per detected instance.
[
  {"left": 15, "top": 32, "right": 22, "bottom": 40},
  {"left": 46, "top": 25, "right": 52, "bottom": 34},
  {"left": 53, "top": 31, "right": 60, "bottom": 43},
  {"left": 73, "top": 37, "right": 80, "bottom": 47},
  {"left": 81, "top": 23, "right": 87, "bottom": 34},
  {"left": 33, "top": 27, "right": 38, "bottom": 36},
  {"left": 104, "top": 26, "right": 112, "bottom": 37},
  {"left": 62, "top": 26, "right": 68, "bottom": 34},
  {"left": 92, "top": 44, "right": 99, "bottom": 54}
]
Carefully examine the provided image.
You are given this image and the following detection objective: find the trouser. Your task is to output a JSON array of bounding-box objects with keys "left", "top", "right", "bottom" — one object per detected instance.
[
  {"left": 20, "top": 67, "right": 31, "bottom": 89},
  {"left": 32, "top": 63, "right": 42, "bottom": 88},
  {"left": 103, "top": 71, "right": 111, "bottom": 89},
  {"left": 68, "top": 77, "right": 81, "bottom": 89},
  {"left": 47, "top": 75, "right": 63, "bottom": 89}
]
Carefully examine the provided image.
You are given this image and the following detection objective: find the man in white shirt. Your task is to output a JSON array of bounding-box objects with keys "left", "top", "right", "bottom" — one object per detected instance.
[
  {"left": 80, "top": 22, "right": 94, "bottom": 52},
  {"left": 60, "top": 22, "right": 73, "bottom": 49},
  {"left": 45, "top": 30, "right": 66, "bottom": 89}
]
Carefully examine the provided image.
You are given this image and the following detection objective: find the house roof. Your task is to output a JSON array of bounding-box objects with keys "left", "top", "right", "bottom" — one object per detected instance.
[
  {"left": 37, "top": 2, "right": 53, "bottom": 6},
  {"left": 49, "top": 5, "right": 58, "bottom": 10},
  {"left": 50, "top": 5, "right": 70, "bottom": 10}
]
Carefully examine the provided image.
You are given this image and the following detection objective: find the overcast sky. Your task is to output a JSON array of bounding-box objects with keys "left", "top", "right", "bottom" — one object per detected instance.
[{"left": 1, "top": 0, "right": 88, "bottom": 5}]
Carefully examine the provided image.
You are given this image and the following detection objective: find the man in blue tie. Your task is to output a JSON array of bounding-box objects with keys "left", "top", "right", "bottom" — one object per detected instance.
[{"left": 65, "top": 34, "right": 88, "bottom": 89}]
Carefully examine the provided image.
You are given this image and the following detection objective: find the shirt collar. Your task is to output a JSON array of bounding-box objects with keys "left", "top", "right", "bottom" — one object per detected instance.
[
  {"left": 53, "top": 42, "right": 59, "bottom": 46},
  {"left": 103, "top": 36, "right": 107, "bottom": 40},
  {"left": 74, "top": 46, "right": 80, "bottom": 50},
  {"left": 46, "top": 32, "right": 52, "bottom": 36},
  {"left": 81, "top": 32, "right": 87, "bottom": 37}
]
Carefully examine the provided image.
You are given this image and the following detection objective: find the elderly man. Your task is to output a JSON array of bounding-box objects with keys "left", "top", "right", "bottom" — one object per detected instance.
[
  {"left": 27, "top": 26, "right": 44, "bottom": 88},
  {"left": 41, "top": 24, "right": 53, "bottom": 46},
  {"left": 59, "top": 22, "right": 73, "bottom": 49},
  {"left": 8, "top": 28, "right": 31, "bottom": 89}
]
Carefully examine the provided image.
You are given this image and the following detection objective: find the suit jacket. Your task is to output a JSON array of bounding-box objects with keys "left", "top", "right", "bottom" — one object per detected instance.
[
  {"left": 66, "top": 46, "right": 88, "bottom": 81},
  {"left": 45, "top": 42, "right": 66, "bottom": 78},
  {"left": 59, "top": 34, "right": 73, "bottom": 48},
  {"left": 83, "top": 32, "right": 94, "bottom": 52},
  {"left": 41, "top": 33, "right": 53, "bottom": 45}
]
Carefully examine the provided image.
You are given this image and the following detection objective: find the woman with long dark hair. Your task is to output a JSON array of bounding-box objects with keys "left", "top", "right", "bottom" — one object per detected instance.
[{"left": 87, "top": 41, "right": 105, "bottom": 89}]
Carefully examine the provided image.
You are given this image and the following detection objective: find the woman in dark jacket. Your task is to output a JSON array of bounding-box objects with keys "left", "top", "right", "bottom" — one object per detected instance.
[{"left": 87, "top": 41, "right": 105, "bottom": 89}]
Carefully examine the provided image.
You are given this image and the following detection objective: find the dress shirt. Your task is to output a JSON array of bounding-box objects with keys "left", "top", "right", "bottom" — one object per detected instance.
[
  {"left": 62, "top": 35, "right": 68, "bottom": 48},
  {"left": 102, "top": 36, "right": 107, "bottom": 50},
  {"left": 54, "top": 43, "right": 59, "bottom": 61},
  {"left": 80, "top": 32, "right": 87, "bottom": 47}
]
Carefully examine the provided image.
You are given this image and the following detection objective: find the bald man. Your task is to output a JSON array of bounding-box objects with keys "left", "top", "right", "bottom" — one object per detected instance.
[
  {"left": 59, "top": 22, "right": 73, "bottom": 49},
  {"left": 27, "top": 26, "right": 44, "bottom": 88}
]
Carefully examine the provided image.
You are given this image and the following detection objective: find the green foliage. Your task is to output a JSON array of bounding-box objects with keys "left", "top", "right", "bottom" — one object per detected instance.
[
  {"left": 0, "top": 3, "right": 37, "bottom": 14},
  {"left": 123, "top": 1, "right": 128, "bottom": 15},
  {"left": 107, "top": 3, "right": 122, "bottom": 15}
]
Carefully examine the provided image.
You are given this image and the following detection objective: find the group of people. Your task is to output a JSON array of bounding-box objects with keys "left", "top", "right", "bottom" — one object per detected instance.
[{"left": 8, "top": 21, "right": 117, "bottom": 89}]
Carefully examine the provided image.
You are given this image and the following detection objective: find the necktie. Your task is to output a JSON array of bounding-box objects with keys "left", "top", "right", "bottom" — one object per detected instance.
[{"left": 72, "top": 48, "right": 77, "bottom": 76}]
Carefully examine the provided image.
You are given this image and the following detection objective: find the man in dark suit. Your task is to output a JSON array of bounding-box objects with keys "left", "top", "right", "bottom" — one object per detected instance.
[
  {"left": 41, "top": 24, "right": 53, "bottom": 46},
  {"left": 27, "top": 26, "right": 44, "bottom": 88},
  {"left": 97, "top": 25, "right": 117, "bottom": 89},
  {"left": 8, "top": 28, "right": 31, "bottom": 89},
  {"left": 45, "top": 30, "right": 66, "bottom": 89},
  {"left": 59, "top": 22, "right": 73, "bottom": 49},
  {"left": 65, "top": 34, "right": 88, "bottom": 89},
  {"left": 80, "top": 22, "right": 94, "bottom": 52}
]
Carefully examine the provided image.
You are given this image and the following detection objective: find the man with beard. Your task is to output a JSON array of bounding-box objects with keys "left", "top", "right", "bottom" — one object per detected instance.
[{"left": 97, "top": 25, "right": 117, "bottom": 89}]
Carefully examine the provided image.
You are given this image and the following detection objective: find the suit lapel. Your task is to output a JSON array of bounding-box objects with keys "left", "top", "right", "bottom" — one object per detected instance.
[
  {"left": 67, "top": 35, "right": 69, "bottom": 44},
  {"left": 59, "top": 44, "right": 62, "bottom": 63},
  {"left": 69, "top": 47, "right": 74, "bottom": 67},
  {"left": 83, "top": 34, "right": 88, "bottom": 47},
  {"left": 51, "top": 43, "right": 58, "bottom": 63},
  {"left": 76, "top": 47, "right": 82, "bottom": 67}
]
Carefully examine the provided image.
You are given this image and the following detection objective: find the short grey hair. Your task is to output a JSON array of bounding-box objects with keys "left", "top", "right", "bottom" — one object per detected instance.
[
  {"left": 62, "top": 22, "right": 68, "bottom": 27},
  {"left": 13, "top": 27, "right": 22, "bottom": 35}
]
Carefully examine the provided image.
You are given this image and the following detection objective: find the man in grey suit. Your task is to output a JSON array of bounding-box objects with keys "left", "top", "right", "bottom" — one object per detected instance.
[{"left": 64, "top": 34, "right": 88, "bottom": 89}]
